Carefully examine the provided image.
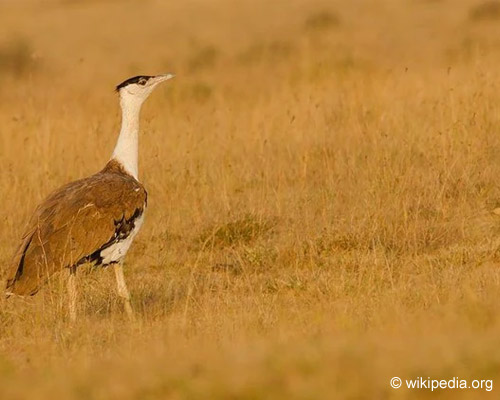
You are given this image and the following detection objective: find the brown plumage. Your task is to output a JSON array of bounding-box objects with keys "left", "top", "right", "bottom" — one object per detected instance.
[{"left": 6, "top": 160, "right": 147, "bottom": 296}]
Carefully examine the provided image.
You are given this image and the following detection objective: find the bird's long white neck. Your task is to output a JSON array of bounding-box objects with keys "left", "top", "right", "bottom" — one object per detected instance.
[{"left": 111, "top": 96, "right": 143, "bottom": 180}]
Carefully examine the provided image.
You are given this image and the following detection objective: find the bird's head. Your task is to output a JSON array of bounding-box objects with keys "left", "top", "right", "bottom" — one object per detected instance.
[{"left": 116, "top": 74, "right": 174, "bottom": 106}]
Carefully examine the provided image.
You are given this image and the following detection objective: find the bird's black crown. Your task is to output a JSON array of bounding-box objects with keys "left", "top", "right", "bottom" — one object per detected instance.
[{"left": 115, "top": 75, "right": 154, "bottom": 92}]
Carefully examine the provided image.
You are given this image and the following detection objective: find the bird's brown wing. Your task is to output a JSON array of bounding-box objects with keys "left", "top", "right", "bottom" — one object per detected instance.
[{"left": 6, "top": 162, "right": 147, "bottom": 296}]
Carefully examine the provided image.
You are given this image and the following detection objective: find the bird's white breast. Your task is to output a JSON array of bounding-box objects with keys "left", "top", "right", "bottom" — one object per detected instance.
[{"left": 100, "top": 212, "right": 145, "bottom": 265}]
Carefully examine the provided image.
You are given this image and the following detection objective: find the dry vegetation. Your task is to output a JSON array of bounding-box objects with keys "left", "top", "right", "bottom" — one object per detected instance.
[{"left": 2, "top": 0, "right": 500, "bottom": 398}]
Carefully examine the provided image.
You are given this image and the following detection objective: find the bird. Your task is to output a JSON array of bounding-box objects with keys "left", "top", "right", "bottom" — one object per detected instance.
[{"left": 5, "top": 73, "right": 174, "bottom": 321}]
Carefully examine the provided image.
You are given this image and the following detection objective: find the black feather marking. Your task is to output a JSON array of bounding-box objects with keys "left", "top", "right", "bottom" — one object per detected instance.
[
  {"left": 115, "top": 75, "right": 154, "bottom": 92},
  {"left": 76, "top": 206, "right": 145, "bottom": 267}
]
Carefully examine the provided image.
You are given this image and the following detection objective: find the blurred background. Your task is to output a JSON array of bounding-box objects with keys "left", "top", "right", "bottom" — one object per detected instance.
[{"left": 1, "top": 0, "right": 499, "bottom": 93}]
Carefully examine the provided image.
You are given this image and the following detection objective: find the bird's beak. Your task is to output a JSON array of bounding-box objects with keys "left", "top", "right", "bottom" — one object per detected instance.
[{"left": 152, "top": 74, "right": 175, "bottom": 85}]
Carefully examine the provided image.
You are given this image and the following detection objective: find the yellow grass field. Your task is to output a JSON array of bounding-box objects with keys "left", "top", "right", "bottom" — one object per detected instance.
[{"left": 2, "top": 0, "right": 500, "bottom": 398}]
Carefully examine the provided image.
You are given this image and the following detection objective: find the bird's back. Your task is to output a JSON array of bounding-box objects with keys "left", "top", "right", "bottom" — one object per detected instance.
[{"left": 6, "top": 160, "right": 147, "bottom": 296}]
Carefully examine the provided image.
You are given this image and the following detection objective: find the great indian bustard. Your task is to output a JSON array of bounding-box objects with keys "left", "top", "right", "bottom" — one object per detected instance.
[{"left": 5, "top": 74, "right": 174, "bottom": 321}]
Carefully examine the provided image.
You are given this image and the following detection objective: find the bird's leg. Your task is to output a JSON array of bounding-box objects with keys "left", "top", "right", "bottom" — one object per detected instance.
[
  {"left": 113, "top": 262, "right": 134, "bottom": 320},
  {"left": 67, "top": 266, "right": 77, "bottom": 322}
]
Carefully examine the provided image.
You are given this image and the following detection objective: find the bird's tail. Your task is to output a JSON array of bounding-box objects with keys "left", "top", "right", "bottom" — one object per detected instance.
[{"left": 5, "top": 278, "right": 40, "bottom": 297}]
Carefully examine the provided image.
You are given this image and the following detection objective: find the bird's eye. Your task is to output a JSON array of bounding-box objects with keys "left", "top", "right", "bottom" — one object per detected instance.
[{"left": 138, "top": 78, "right": 147, "bottom": 85}]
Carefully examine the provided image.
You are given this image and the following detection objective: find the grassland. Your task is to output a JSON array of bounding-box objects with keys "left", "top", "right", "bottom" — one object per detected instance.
[{"left": 2, "top": 0, "right": 500, "bottom": 398}]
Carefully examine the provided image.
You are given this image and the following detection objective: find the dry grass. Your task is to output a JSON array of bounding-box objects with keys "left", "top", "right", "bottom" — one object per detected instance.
[
  {"left": 469, "top": 1, "right": 500, "bottom": 21},
  {"left": 1, "top": 0, "right": 500, "bottom": 398}
]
